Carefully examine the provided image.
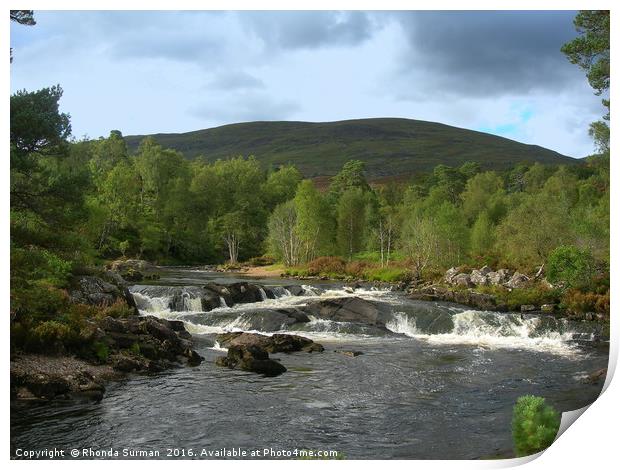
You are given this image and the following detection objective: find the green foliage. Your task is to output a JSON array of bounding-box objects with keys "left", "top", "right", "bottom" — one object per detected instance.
[
  {"left": 129, "top": 342, "right": 142, "bottom": 356},
  {"left": 562, "top": 11, "right": 610, "bottom": 154},
  {"left": 93, "top": 341, "right": 110, "bottom": 362},
  {"left": 363, "top": 266, "right": 409, "bottom": 282},
  {"left": 28, "top": 321, "right": 78, "bottom": 355},
  {"left": 547, "top": 245, "right": 595, "bottom": 288},
  {"left": 561, "top": 11, "right": 609, "bottom": 96},
  {"left": 512, "top": 395, "right": 560, "bottom": 457},
  {"left": 476, "top": 286, "right": 561, "bottom": 311},
  {"left": 470, "top": 211, "right": 495, "bottom": 258},
  {"left": 262, "top": 165, "right": 302, "bottom": 209},
  {"left": 99, "top": 299, "right": 135, "bottom": 319},
  {"left": 336, "top": 187, "right": 368, "bottom": 260}
]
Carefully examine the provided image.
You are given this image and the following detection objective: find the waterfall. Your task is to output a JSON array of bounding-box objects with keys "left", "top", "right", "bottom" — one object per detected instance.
[
  {"left": 258, "top": 287, "right": 268, "bottom": 301},
  {"left": 219, "top": 296, "right": 229, "bottom": 308}
]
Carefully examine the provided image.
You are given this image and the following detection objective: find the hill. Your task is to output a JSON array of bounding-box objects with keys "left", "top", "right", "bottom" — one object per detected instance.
[{"left": 124, "top": 118, "right": 576, "bottom": 179}]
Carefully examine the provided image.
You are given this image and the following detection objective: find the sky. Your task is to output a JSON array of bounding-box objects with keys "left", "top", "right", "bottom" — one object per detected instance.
[{"left": 9, "top": 10, "right": 607, "bottom": 158}]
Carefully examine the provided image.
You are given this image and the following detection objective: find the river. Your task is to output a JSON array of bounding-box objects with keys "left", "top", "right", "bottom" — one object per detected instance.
[{"left": 11, "top": 268, "right": 608, "bottom": 459}]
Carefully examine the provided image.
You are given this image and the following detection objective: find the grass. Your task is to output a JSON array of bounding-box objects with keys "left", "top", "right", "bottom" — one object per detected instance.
[
  {"left": 475, "top": 285, "right": 562, "bottom": 310},
  {"left": 124, "top": 118, "right": 575, "bottom": 179}
]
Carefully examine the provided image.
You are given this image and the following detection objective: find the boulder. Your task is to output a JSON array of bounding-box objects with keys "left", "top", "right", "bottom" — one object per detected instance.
[
  {"left": 470, "top": 269, "right": 489, "bottom": 286},
  {"left": 284, "top": 285, "right": 306, "bottom": 296},
  {"left": 109, "top": 259, "right": 159, "bottom": 282},
  {"left": 452, "top": 273, "right": 474, "bottom": 288},
  {"left": 69, "top": 276, "right": 122, "bottom": 306},
  {"left": 301, "top": 297, "right": 392, "bottom": 326},
  {"left": 505, "top": 272, "right": 530, "bottom": 289},
  {"left": 479, "top": 265, "right": 493, "bottom": 275},
  {"left": 582, "top": 368, "right": 607, "bottom": 385},
  {"left": 444, "top": 267, "right": 461, "bottom": 284},
  {"left": 520, "top": 304, "right": 537, "bottom": 312},
  {"left": 110, "top": 259, "right": 155, "bottom": 272},
  {"left": 216, "top": 345, "right": 287, "bottom": 377},
  {"left": 216, "top": 332, "right": 324, "bottom": 353},
  {"left": 223, "top": 309, "right": 309, "bottom": 332},
  {"left": 541, "top": 304, "right": 556, "bottom": 313},
  {"left": 334, "top": 350, "right": 363, "bottom": 357},
  {"left": 488, "top": 269, "right": 512, "bottom": 286},
  {"left": 97, "top": 315, "right": 203, "bottom": 367},
  {"left": 110, "top": 353, "right": 147, "bottom": 373}
]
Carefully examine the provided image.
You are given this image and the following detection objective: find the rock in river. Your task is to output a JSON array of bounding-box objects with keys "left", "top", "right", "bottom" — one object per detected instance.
[
  {"left": 301, "top": 297, "right": 392, "bottom": 327},
  {"left": 216, "top": 332, "right": 324, "bottom": 353},
  {"left": 216, "top": 345, "right": 287, "bottom": 377}
]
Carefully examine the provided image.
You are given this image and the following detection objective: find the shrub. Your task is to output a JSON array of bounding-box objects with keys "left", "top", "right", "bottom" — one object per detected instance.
[
  {"left": 93, "top": 341, "right": 110, "bottom": 362},
  {"left": 283, "top": 266, "right": 310, "bottom": 277},
  {"left": 246, "top": 255, "right": 275, "bottom": 266},
  {"left": 28, "top": 320, "right": 78, "bottom": 354},
  {"left": 512, "top": 395, "right": 560, "bottom": 457},
  {"left": 547, "top": 245, "right": 594, "bottom": 288},
  {"left": 345, "top": 261, "right": 371, "bottom": 277},
  {"left": 11, "top": 285, "right": 71, "bottom": 323},
  {"left": 307, "top": 256, "right": 346, "bottom": 276},
  {"left": 561, "top": 289, "right": 610, "bottom": 317},
  {"left": 129, "top": 342, "right": 141, "bottom": 356},
  {"left": 98, "top": 299, "right": 134, "bottom": 319}
]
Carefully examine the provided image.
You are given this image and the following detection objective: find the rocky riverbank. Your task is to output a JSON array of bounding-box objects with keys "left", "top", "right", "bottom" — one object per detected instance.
[
  {"left": 10, "top": 268, "right": 204, "bottom": 403},
  {"left": 10, "top": 314, "right": 204, "bottom": 402}
]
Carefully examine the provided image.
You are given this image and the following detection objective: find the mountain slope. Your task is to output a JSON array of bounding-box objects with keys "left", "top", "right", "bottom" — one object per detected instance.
[{"left": 124, "top": 118, "right": 576, "bottom": 178}]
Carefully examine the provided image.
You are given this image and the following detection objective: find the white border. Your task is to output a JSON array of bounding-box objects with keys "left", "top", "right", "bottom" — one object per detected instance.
[{"left": 3, "top": 1, "right": 617, "bottom": 468}]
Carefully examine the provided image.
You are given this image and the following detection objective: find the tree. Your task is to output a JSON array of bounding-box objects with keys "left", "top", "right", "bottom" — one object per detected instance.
[
  {"left": 547, "top": 245, "right": 595, "bottom": 288},
  {"left": 461, "top": 171, "right": 504, "bottom": 223},
  {"left": 430, "top": 164, "right": 468, "bottom": 205},
  {"left": 262, "top": 165, "right": 302, "bottom": 210},
  {"left": 512, "top": 395, "right": 560, "bottom": 457},
  {"left": 400, "top": 215, "right": 440, "bottom": 276},
  {"left": 562, "top": 10, "right": 610, "bottom": 153},
  {"left": 336, "top": 187, "right": 367, "bottom": 261},
  {"left": 470, "top": 211, "right": 495, "bottom": 258},
  {"left": 10, "top": 10, "right": 36, "bottom": 62},
  {"left": 328, "top": 160, "right": 370, "bottom": 204},
  {"left": 267, "top": 201, "right": 302, "bottom": 266},
  {"left": 10, "top": 10, "right": 35, "bottom": 25},
  {"left": 561, "top": 11, "right": 610, "bottom": 97},
  {"left": 10, "top": 86, "right": 84, "bottom": 230},
  {"left": 496, "top": 192, "right": 572, "bottom": 266},
  {"left": 294, "top": 180, "right": 334, "bottom": 262}
]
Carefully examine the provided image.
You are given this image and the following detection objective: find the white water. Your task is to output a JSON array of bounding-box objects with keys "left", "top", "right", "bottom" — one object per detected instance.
[
  {"left": 130, "top": 284, "right": 593, "bottom": 355},
  {"left": 385, "top": 311, "right": 581, "bottom": 354},
  {"left": 258, "top": 288, "right": 268, "bottom": 301}
]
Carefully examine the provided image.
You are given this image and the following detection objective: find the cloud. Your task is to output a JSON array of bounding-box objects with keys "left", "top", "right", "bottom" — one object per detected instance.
[
  {"left": 206, "top": 71, "right": 264, "bottom": 90},
  {"left": 240, "top": 11, "right": 376, "bottom": 50},
  {"left": 188, "top": 92, "right": 301, "bottom": 123},
  {"left": 392, "top": 10, "right": 583, "bottom": 97}
]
